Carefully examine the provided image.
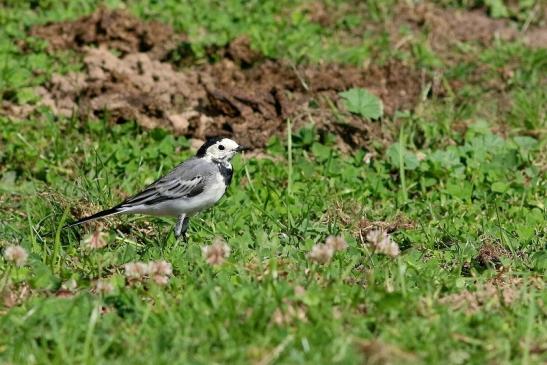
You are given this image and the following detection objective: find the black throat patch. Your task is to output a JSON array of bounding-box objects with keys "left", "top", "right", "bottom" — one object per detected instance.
[{"left": 216, "top": 161, "right": 233, "bottom": 186}]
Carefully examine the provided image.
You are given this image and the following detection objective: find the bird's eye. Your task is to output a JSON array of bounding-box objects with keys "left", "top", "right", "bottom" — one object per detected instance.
[{"left": 218, "top": 145, "right": 225, "bottom": 150}]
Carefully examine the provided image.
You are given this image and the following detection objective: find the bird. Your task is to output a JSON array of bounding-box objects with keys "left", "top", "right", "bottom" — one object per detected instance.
[{"left": 65, "top": 137, "right": 248, "bottom": 240}]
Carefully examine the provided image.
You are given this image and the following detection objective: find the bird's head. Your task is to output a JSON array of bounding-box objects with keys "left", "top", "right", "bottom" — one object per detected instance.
[{"left": 196, "top": 137, "right": 248, "bottom": 162}]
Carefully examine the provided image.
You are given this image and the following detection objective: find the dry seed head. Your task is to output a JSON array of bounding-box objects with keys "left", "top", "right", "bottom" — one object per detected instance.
[
  {"left": 149, "top": 260, "right": 173, "bottom": 276},
  {"left": 3, "top": 245, "right": 28, "bottom": 267},
  {"left": 271, "top": 307, "right": 285, "bottom": 326},
  {"left": 202, "top": 238, "right": 231, "bottom": 266},
  {"left": 124, "top": 261, "right": 149, "bottom": 280},
  {"left": 308, "top": 243, "right": 334, "bottom": 264},
  {"left": 366, "top": 230, "right": 388, "bottom": 247},
  {"left": 325, "top": 235, "right": 348, "bottom": 251},
  {"left": 93, "top": 280, "right": 114, "bottom": 295},
  {"left": 384, "top": 242, "right": 400, "bottom": 257},
  {"left": 83, "top": 227, "right": 107, "bottom": 250},
  {"left": 2, "top": 283, "right": 31, "bottom": 307},
  {"left": 123, "top": 260, "right": 173, "bottom": 285},
  {"left": 271, "top": 302, "right": 307, "bottom": 326},
  {"left": 366, "top": 229, "right": 400, "bottom": 257},
  {"left": 152, "top": 274, "right": 169, "bottom": 285}
]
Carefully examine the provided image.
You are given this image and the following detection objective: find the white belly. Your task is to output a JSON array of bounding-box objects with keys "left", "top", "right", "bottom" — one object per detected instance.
[{"left": 127, "top": 175, "right": 227, "bottom": 217}]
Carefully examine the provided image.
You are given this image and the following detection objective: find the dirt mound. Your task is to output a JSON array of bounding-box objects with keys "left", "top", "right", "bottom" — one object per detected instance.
[
  {"left": 30, "top": 7, "right": 183, "bottom": 60},
  {"left": 22, "top": 8, "right": 427, "bottom": 149},
  {"left": 203, "top": 58, "right": 423, "bottom": 148},
  {"left": 36, "top": 47, "right": 204, "bottom": 133}
]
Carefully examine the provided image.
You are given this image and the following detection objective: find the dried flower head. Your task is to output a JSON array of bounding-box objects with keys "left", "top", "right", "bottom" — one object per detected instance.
[
  {"left": 123, "top": 260, "right": 174, "bottom": 285},
  {"left": 2, "top": 283, "right": 31, "bottom": 307},
  {"left": 202, "top": 238, "right": 231, "bottom": 266},
  {"left": 366, "top": 230, "right": 400, "bottom": 257},
  {"left": 124, "top": 261, "right": 149, "bottom": 280},
  {"left": 325, "top": 235, "right": 348, "bottom": 251},
  {"left": 149, "top": 260, "right": 173, "bottom": 285},
  {"left": 83, "top": 227, "right": 107, "bottom": 250},
  {"left": 3, "top": 245, "right": 28, "bottom": 267},
  {"left": 149, "top": 260, "right": 173, "bottom": 276},
  {"left": 271, "top": 302, "right": 307, "bottom": 326},
  {"left": 366, "top": 229, "right": 387, "bottom": 247},
  {"left": 152, "top": 274, "right": 169, "bottom": 285},
  {"left": 93, "top": 280, "right": 114, "bottom": 295},
  {"left": 271, "top": 307, "right": 285, "bottom": 326},
  {"left": 384, "top": 242, "right": 400, "bottom": 257},
  {"left": 308, "top": 243, "right": 334, "bottom": 264}
]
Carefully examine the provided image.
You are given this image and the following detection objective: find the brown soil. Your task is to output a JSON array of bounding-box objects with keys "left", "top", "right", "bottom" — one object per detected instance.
[
  {"left": 36, "top": 47, "right": 204, "bottom": 133},
  {"left": 20, "top": 8, "right": 427, "bottom": 149},
  {"left": 475, "top": 240, "right": 509, "bottom": 268},
  {"left": 391, "top": 3, "right": 546, "bottom": 55},
  {"left": 15, "top": 5, "right": 545, "bottom": 148},
  {"left": 394, "top": 4, "right": 515, "bottom": 50},
  {"left": 202, "top": 58, "right": 423, "bottom": 148},
  {"left": 30, "top": 7, "right": 184, "bottom": 60}
]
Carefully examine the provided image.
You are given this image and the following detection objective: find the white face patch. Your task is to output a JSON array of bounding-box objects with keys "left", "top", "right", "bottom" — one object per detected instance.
[{"left": 205, "top": 138, "right": 241, "bottom": 161}]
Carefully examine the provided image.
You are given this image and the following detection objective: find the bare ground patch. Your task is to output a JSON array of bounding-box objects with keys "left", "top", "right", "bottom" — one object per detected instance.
[
  {"left": 7, "top": 5, "right": 545, "bottom": 147},
  {"left": 29, "top": 7, "right": 184, "bottom": 60},
  {"left": 387, "top": 2, "right": 547, "bottom": 126},
  {"left": 390, "top": 2, "right": 546, "bottom": 54},
  {"left": 7, "top": 8, "right": 428, "bottom": 150}
]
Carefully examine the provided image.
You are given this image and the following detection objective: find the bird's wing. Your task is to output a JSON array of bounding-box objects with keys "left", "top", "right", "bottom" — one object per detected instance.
[{"left": 118, "top": 158, "right": 217, "bottom": 208}]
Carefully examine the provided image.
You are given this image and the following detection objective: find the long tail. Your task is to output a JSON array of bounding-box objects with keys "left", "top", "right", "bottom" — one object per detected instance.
[{"left": 64, "top": 206, "right": 124, "bottom": 228}]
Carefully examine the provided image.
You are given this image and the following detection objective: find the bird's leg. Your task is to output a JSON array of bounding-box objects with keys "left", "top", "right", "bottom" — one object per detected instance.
[
  {"left": 180, "top": 217, "right": 190, "bottom": 241},
  {"left": 174, "top": 214, "right": 190, "bottom": 241}
]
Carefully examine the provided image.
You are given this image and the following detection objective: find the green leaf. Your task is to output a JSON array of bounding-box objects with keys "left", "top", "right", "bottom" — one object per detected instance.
[
  {"left": 429, "top": 149, "right": 461, "bottom": 169},
  {"left": 386, "top": 144, "right": 419, "bottom": 170},
  {"left": 311, "top": 142, "right": 331, "bottom": 162},
  {"left": 30, "top": 260, "right": 59, "bottom": 290},
  {"left": 339, "top": 88, "right": 383, "bottom": 119},
  {"left": 491, "top": 181, "right": 510, "bottom": 193},
  {"left": 445, "top": 181, "right": 473, "bottom": 200},
  {"left": 485, "top": 0, "right": 509, "bottom": 18},
  {"left": 531, "top": 252, "right": 547, "bottom": 270},
  {"left": 516, "top": 224, "right": 535, "bottom": 241},
  {"left": 513, "top": 136, "right": 538, "bottom": 158}
]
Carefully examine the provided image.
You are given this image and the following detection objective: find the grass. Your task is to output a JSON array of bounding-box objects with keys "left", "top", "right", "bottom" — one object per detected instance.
[{"left": 1, "top": 0, "right": 546, "bottom": 364}]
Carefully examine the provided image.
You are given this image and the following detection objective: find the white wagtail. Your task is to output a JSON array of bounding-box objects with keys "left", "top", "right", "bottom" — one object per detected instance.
[{"left": 66, "top": 137, "right": 248, "bottom": 239}]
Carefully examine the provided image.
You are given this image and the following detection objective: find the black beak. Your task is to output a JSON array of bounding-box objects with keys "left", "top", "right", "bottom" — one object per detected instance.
[{"left": 236, "top": 145, "right": 250, "bottom": 152}]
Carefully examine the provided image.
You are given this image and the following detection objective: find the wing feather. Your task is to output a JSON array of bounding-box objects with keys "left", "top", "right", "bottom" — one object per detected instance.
[{"left": 117, "top": 158, "right": 216, "bottom": 210}]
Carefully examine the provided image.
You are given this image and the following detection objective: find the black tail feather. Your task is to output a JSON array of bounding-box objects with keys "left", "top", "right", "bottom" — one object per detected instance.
[{"left": 64, "top": 207, "right": 123, "bottom": 228}]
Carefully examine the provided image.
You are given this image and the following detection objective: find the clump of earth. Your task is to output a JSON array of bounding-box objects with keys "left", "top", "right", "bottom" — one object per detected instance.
[
  {"left": 8, "top": 4, "right": 544, "bottom": 149},
  {"left": 9, "top": 8, "right": 429, "bottom": 149}
]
